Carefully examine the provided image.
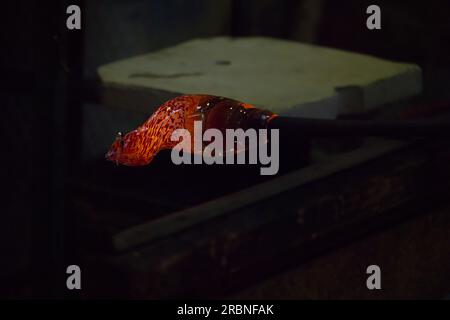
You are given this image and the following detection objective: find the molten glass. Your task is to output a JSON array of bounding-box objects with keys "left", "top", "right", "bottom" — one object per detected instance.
[{"left": 105, "top": 94, "right": 277, "bottom": 166}]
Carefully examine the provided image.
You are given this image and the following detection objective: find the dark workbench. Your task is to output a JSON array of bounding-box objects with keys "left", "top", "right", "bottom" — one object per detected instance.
[{"left": 68, "top": 104, "right": 450, "bottom": 298}]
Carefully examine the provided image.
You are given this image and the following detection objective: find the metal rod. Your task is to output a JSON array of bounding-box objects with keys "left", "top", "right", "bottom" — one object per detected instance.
[{"left": 269, "top": 116, "right": 450, "bottom": 138}]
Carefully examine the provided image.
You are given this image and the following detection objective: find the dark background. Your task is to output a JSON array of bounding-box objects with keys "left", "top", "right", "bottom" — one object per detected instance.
[{"left": 1, "top": 0, "right": 450, "bottom": 298}]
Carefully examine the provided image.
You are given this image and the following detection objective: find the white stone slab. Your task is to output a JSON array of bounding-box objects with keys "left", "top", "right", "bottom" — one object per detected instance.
[{"left": 98, "top": 37, "right": 422, "bottom": 118}]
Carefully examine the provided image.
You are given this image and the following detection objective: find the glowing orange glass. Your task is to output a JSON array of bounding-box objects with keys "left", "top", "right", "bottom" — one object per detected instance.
[{"left": 105, "top": 95, "right": 277, "bottom": 166}]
